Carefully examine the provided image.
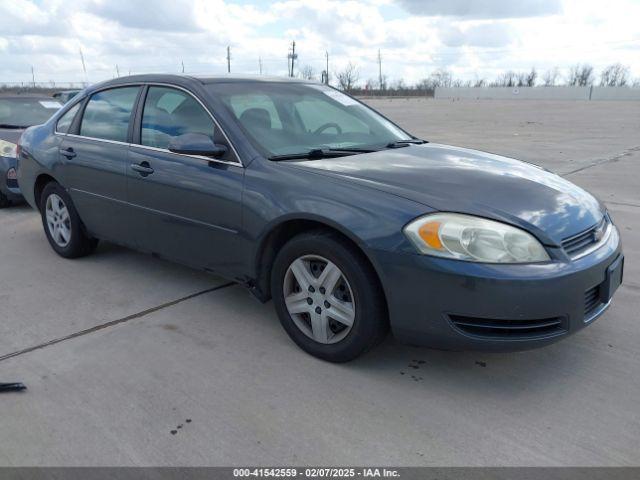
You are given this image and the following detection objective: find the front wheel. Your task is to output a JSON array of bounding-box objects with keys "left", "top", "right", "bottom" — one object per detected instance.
[
  {"left": 271, "top": 231, "right": 388, "bottom": 362},
  {"left": 40, "top": 182, "right": 98, "bottom": 258}
]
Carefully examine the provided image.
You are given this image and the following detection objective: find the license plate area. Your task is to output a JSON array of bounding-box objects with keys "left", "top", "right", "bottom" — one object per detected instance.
[{"left": 600, "top": 255, "right": 624, "bottom": 303}]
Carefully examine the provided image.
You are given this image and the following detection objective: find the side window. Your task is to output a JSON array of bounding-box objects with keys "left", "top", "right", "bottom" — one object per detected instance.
[
  {"left": 141, "top": 86, "right": 215, "bottom": 150},
  {"left": 80, "top": 87, "right": 139, "bottom": 142},
  {"left": 55, "top": 103, "right": 81, "bottom": 134}
]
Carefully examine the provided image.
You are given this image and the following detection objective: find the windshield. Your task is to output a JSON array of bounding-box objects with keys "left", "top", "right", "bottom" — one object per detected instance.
[
  {"left": 0, "top": 98, "right": 62, "bottom": 127},
  {"left": 207, "top": 82, "right": 413, "bottom": 157}
]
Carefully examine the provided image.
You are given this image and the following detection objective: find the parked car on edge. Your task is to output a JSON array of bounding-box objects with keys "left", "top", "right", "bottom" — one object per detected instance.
[
  {"left": 0, "top": 95, "right": 62, "bottom": 207},
  {"left": 17, "top": 75, "right": 623, "bottom": 362}
]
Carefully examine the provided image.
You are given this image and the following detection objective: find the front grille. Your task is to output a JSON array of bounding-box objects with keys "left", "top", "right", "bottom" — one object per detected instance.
[
  {"left": 449, "top": 314, "right": 566, "bottom": 339},
  {"left": 562, "top": 217, "right": 607, "bottom": 258},
  {"left": 584, "top": 285, "right": 602, "bottom": 317},
  {"left": 5, "top": 178, "right": 18, "bottom": 189}
]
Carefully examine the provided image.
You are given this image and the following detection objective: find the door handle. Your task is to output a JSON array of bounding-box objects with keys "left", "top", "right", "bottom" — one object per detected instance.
[
  {"left": 130, "top": 162, "right": 154, "bottom": 176},
  {"left": 60, "top": 147, "right": 76, "bottom": 159}
]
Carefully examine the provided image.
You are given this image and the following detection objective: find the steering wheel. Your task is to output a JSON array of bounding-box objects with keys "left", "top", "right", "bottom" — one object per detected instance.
[{"left": 314, "top": 122, "right": 343, "bottom": 135}]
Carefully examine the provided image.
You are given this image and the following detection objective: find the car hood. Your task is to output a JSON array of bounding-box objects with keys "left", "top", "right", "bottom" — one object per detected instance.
[{"left": 288, "top": 143, "right": 604, "bottom": 246}]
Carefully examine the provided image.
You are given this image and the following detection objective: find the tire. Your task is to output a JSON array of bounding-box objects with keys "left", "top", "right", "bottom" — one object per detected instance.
[
  {"left": 40, "top": 182, "right": 98, "bottom": 258},
  {"left": 271, "top": 230, "right": 388, "bottom": 362},
  {"left": 0, "top": 192, "right": 10, "bottom": 209}
]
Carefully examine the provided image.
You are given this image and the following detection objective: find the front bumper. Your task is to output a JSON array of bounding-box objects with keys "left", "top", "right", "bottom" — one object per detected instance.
[
  {"left": 373, "top": 226, "right": 623, "bottom": 351},
  {"left": 0, "top": 155, "right": 23, "bottom": 202}
]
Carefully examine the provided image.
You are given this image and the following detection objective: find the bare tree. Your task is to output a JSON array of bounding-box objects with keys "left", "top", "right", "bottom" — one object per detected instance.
[
  {"left": 428, "top": 69, "right": 453, "bottom": 88},
  {"left": 494, "top": 71, "right": 518, "bottom": 87},
  {"left": 567, "top": 64, "right": 594, "bottom": 86},
  {"left": 337, "top": 62, "right": 359, "bottom": 92},
  {"left": 364, "top": 78, "right": 376, "bottom": 91},
  {"left": 633, "top": 78, "right": 640, "bottom": 88},
  {"left": 525, "top": 68, "right": 537, "bottom": 87},
  {"left": 600, "top": 63, "right": 630, "bottom": 86},
  {"left": 472, "top": 76, "right": 486, "bottom": 88},
  {"left": 300, "top": 65, "right": 316, "bottom": 81},
  {"left": 542, "top": 67, "right": 560, "bottom": 86}
]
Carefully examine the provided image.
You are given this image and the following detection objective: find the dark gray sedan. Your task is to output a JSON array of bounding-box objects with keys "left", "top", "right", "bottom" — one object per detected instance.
[{"left": 17, "top": 75, "right": 623, "bottom": 362}]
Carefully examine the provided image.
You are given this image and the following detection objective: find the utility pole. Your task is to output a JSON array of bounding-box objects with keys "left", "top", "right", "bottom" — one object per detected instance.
[
  {"left": 226, "top": 46, "right": 231, "bottom": 73},
  {"left": 287, "top": 41, "right": 297, "bottom": 77},
  {"left": 259, "top": 57, "right": 262, "bottom": 75},
  {"left": 325, "top": 50, "right": 329, "bottom": 84},
  {"left": 181, "top": 60, "right": 185, "bottom": 73},
  {"left": 115, "top": 64, "right": 120, "bottom": 78},
  {"left": 79, "top": 48, "right": 88, "bottom": 86},
  {"left": 31, "top": 66, "right": 35, "bottom": 87},
  {"left": 377, "top": 49, "right": 383, "bottom": 90}
]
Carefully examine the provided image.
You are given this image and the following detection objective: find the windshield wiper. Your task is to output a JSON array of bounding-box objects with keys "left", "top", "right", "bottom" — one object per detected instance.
[
  {"left": 269, "top": 147, "right": 376, "bottom": 161},
  {"left": 386, "top": 139, "right": 428, "bottom": 148},
  {"left": 0, "top": 124, "right": 29, "bottom": 129}
]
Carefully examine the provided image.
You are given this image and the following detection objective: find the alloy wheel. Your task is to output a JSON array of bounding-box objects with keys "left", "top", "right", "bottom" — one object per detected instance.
[
  {"left": 45, "top": 193, "right": 72, "bottom": 248},
  {"left": 283, "top": 254, "right": 356, "bottom": 344}
]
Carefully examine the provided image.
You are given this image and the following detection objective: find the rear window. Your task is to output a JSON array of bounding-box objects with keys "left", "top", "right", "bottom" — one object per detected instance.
[{"left": 80, "top": 87, "right": 140, "bottom": 142}]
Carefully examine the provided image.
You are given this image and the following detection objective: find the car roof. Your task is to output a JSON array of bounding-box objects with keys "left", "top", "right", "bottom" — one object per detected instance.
[{"left": 86, "top": 73, "right": 316, "bottom": 93}]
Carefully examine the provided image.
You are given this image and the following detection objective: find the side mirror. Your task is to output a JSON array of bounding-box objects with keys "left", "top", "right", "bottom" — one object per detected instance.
[{"left": 168, "top": 133, "right": 227, "bottom": 159}]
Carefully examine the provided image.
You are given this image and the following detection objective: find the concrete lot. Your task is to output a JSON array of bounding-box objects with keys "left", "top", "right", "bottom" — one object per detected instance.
[{"left": 1, "top": 99, "right": 639, "bottom": 466}]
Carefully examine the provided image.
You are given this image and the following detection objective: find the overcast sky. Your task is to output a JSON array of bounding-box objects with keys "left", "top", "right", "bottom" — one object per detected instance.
[{"left": 1, "top": 0, "right": 639, "bottom": 86}]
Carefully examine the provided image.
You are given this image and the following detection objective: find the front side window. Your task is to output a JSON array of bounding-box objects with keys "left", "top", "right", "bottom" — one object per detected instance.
[
  {"left": 56, "top": 103, "right": 81, "bottom": 134},
  {"left": 80, "top": 87, "right": 140, "bottom": 142},
  {"left": 141, "top": 86, "right": 215, "bottom": 150},
  {"left": 207, "top": 82, "right": 411, "bottom": 157}
]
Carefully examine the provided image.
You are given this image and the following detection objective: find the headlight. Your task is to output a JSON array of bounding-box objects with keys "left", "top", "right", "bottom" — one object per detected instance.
[
  {"left": 404, "top": 213, "right": 550, "bottom": 263},
  {"left": 0, "top": 139, "right": 17, "bottom": 158}
]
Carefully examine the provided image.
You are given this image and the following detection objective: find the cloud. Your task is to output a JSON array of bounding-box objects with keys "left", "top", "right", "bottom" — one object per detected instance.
[
  {"left": 441, "top": 23, "right": 514, "bottom": 48},
  {"left": 0, "top": 0, "right": 638, "bottom": 86},
  {"left": 396, "top": 0, "right": 562, "bottom": 19},
  {"left": 85, "top": 0, "right": 202, "bottom": 32}
]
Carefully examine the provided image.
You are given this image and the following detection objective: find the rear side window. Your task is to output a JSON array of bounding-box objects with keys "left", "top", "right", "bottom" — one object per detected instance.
[
  {"left": 80, "top": 87, "right": 139, "bottom": 142},
  {"left": 141, "top": 86, "right": 215, "bottom": 150},
  {"left": 56, "top": 103, "right": 81, "bottom": 134}
]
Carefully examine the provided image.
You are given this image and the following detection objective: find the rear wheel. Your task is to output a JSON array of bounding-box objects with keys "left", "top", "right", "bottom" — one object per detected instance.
[
  {"left": 271, "top": 231, "right": 388, "bottom": 362},
  {"left": 40, "top": 182, "right": 98, "bottom": 258}
]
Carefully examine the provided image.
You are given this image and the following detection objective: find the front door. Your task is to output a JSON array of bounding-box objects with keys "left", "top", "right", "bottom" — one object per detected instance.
[
  {"left": 60, "top": 86, "right": 140, "bottom": 243},
  {"left": 126, "top": 85, "right": 244, "bottom": 276}
]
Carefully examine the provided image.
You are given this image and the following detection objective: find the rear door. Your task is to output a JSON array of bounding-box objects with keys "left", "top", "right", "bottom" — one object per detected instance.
[
  {"left": 59, "top": 86, "right": 141, "bottom": 243},
  {"left": 126, "top": 85, "right": 244, "bottom": 275}
]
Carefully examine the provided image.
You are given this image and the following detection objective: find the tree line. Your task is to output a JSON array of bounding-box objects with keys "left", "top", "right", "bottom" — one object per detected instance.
[{"left": 298, "top": 62, "right": 639, "bottom": 94}]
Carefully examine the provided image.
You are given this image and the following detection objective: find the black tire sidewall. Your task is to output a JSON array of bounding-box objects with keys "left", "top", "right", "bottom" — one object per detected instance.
[
  {"left": 271, "top": 232, "right": 387, "bottom": 362},
  {"left": 40, "top": 183, "right": 93, "bottom": 258}
]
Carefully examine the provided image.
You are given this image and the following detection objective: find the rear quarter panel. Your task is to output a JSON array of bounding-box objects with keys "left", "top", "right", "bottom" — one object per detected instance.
[{"left": 17, "top": 123, "right": 65, "bottom": 209}]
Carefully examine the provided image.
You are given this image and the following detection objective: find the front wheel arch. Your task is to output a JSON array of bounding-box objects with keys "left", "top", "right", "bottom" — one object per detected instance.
[{"left": 254, "top": 218, "right": 388, "bottom": 314}]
